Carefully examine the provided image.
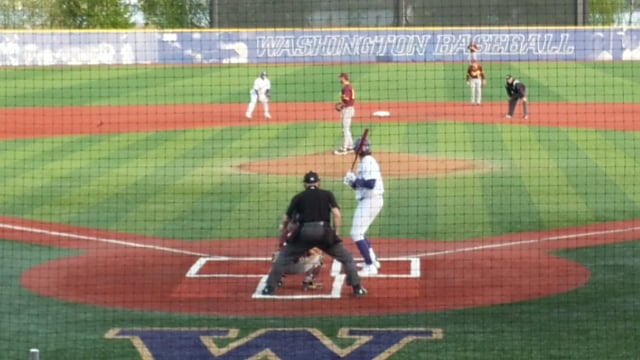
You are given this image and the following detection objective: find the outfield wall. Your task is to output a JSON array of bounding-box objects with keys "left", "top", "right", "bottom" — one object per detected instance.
[{"left": 0, "top": 28, "right": 636, "bottom": 66}]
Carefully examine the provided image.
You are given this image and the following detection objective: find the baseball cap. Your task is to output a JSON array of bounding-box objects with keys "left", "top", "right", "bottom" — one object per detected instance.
[
  {"left": 506, "top": 74, "right": 513, "bottom": 80},
  {"left": 303, "top": 171, "right": 320, "bottom": 183},
  {"left": 339, "top": 72, "right": 349, "bottom": 80}
]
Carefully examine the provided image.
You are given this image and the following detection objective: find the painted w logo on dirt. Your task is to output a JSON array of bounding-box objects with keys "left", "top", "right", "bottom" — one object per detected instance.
[{"left": 106, "top": 328, "right": 442, "bottom": 359}]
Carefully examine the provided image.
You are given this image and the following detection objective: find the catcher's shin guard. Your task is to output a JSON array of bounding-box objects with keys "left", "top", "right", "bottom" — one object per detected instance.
[{"left": 301, "top": 252, "right": 324, "bottom": 290}]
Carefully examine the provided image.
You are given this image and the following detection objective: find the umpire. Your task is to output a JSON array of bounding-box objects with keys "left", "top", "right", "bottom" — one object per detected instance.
[
  {"left": 261, "top": 171, "right": 367, "bottom": 297},
  {"left": 505, "top": 74, "right": 529, "bottom": 119}
]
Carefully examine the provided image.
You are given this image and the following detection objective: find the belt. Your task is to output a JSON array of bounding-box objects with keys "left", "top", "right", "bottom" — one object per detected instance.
[
  {"left": 358, "top": 194, "right": 383, "bottom": 201},
  {"left": 302, "top": 221, "right": 326, "bottom": 227}
]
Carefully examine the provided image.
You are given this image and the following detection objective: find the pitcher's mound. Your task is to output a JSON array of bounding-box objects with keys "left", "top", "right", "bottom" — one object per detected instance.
[{"left": 240, "top": 151, "right": 492, "bottom": 178}]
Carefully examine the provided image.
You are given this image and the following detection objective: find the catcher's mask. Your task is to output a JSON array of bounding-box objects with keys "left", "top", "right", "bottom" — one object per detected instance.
[{"left": 354, "top": 137, "right": 370, "bottom": 154}]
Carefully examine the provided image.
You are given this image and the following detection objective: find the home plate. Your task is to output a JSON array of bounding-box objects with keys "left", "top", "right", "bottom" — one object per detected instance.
[{"left": 372, "top": 110, "right": 390, "bottom": 117}]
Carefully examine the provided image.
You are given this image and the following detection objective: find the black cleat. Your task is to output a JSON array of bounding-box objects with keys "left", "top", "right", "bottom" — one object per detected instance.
[
  {"left": 302, "top": 281, "right": 323, "bottom": 290},
  {"left": 261, "top": 286, "right": 275, "bottom": 295},
  {"left": 353, "top": 286, "right": 367, "bottom": 297}
]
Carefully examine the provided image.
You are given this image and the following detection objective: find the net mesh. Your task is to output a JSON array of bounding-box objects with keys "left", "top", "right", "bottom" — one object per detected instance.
[{"left": 1, "top": 1, "right": 639, "bottom": 359}]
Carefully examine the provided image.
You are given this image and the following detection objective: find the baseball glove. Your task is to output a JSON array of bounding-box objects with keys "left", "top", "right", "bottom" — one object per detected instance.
[{"left": 334, "top": 102, "right": 344, "bottom": 112}]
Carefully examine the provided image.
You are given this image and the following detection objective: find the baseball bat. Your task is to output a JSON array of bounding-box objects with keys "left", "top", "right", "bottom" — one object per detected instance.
[{"left": 350, "top": 128, "right": 369, "bottom": 171}]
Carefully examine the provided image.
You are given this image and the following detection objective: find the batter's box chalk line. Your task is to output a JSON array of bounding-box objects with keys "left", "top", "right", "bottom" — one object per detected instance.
[
  {"left": 252, "top": 274, "right": 346, "bottom": 299},
  {"left": 184, "top": 256, "right": 421, "bottom": 299}
]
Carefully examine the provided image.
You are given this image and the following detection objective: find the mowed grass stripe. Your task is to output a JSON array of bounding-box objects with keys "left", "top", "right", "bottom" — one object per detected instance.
[
  {"left": 155, "top": 126, "right": 295, "bottom": 239},
  {"left": 434, "top": 122, "right": 492, "bottom": 239},
  {"left": 540, "top": 128, "right": 638, "bottom": 222},
  {"left": 2, "top": 67, "right": 153, "bottom": 107},
  {"left": 567, "top": 129, "right": 640, "bottom": 213},
  {"left": 0, "top": 139, "right": 65, "bottom": 177},
  {"left": 480, "top": 124, "right": 542, "bottom": 235},
  {"left": 615, "top": 130, "right": 640, "bottom": 164},
  {"left": 40, "top": 132, "right": 184, "bottom": 225},
  {"left": 95, "top": 130, "right": 222, "bottom": 235},
  {"left": 194, "top": 126, "right": 291, "bottom": 238},
  {"left": 157, "top": 123, "right": 346, "bottom": 239},
  {"left": 466, "top": 123, "right": 524, "bottom": 236},
  {"left": 5, "top": 62, "right": 640, "bottom": 107},
  {"left": 23, "top": 134, "right": 155, "bottom": 221},
  {"left": 0, "top": 136, "right": 124, "bottom": 215},
  {"left": 500, "top": 125, "right": 593, "bottom": 229},
  {"left": 346, "top": 123, "right": 434, "bottom": 239}
]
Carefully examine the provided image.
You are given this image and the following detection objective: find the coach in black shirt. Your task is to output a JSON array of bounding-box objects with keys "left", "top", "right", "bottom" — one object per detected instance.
[{"left": 262, "top": 171, "right": 367, "bottom": 297}]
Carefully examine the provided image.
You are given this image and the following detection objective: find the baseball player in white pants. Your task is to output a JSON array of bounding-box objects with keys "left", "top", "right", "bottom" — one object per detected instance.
[
  {"left": 334, "top": 72, "right": 355, "bottom": 155},
  {"left": 466, "top": 61, "right": 486, "bottom": 105},
  {"left": 343, "top": 137, "right": 384, "bottom": 276},
  {"left": 246, "top": 71, "right": 271, "bottom": 120}
]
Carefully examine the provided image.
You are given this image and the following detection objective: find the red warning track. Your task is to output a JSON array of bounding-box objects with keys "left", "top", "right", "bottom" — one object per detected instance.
[{"left": 1, "top": 101, "right": 639, "bottom": 317}]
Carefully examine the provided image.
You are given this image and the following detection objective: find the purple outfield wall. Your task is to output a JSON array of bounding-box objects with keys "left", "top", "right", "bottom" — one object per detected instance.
[{"left": 0, "top": 27, "right": 637, "bottom": 66}]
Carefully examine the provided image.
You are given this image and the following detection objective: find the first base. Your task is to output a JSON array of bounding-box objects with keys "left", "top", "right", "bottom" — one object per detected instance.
[{"left": 372, "top": 110, "right": 390, "bottom": 117}]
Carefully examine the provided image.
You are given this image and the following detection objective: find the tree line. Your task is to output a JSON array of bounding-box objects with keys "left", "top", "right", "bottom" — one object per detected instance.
[{"left": 0, "top": 0, "right": 634, "bottom": 29}]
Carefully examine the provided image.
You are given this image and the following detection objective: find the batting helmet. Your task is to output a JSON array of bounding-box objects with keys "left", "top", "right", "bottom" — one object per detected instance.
[{"left": 354, "top": 137, "right": 370, "bottom": 154}]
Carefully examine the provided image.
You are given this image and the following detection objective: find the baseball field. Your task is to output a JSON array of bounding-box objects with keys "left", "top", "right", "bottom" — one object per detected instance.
[{"left": 1, "top": 61, "right": 640, "bottom": 359}]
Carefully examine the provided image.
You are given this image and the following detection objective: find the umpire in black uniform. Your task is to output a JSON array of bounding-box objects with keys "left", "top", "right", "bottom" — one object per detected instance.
[
  {"left": 505, "top": 74, "right": 529, "bottom": 119},
  {"left": 261, "top": 171, "right": 367, "bottom": 297}
]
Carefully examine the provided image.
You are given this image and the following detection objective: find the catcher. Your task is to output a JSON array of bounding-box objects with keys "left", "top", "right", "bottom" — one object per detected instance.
[{"left": 273, "top": 216, "right": 324, "bottom": 290}]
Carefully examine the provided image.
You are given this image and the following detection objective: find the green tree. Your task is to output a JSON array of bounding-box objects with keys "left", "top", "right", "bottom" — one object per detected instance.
[
  {"left": 0, "top": 0, "right": 53, "bottom": 28},
  {"left": 589, "top": 0, "right": 626, "bottom": 25},
  {"left": 0, "top": 0, "right": 134, "bottom": 29},
  {"left": 47, "top": 0, "right": 134, "bottom": 28},
  {"left": 139, "top": 0, "right": 210, "bottom": 28}
]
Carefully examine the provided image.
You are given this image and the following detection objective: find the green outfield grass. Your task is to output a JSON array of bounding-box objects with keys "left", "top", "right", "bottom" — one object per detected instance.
[
  {"left": 1, "top": 62, "right": 639, "bottom": 359},
  {"left": 1, "top": 61, "right": 639, "bottom": 107}
]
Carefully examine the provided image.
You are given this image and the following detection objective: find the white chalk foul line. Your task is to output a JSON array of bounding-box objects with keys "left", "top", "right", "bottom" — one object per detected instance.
[
  {"left": 411, "top": 226, "right": 640, "bottom": 259},
  {"left": 3, "top": 221, "right": 640, "bottom": 262},
  {"left": 0, "top": 223, "right": 222, "bottom": 259}
]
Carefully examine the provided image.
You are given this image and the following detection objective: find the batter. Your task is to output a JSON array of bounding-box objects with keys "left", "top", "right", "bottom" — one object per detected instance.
[{"left": 343, "top": 137, "right": 384, "bottom": 276}]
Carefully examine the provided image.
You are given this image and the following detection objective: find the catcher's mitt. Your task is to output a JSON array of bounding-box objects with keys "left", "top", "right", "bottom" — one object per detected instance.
[{"left": 334, "top": 102, "right": 344, "bottom": 112}]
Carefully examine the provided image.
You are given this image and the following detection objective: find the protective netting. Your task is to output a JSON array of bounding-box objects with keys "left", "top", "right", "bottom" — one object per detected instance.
[{"left": 1, "top": 1, "right": 639, "bottom": 359}]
